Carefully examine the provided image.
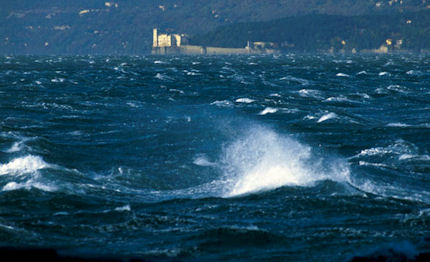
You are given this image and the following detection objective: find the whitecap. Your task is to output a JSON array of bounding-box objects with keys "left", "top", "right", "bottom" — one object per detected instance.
[
  {"left": 51, "top": 78, "right": 65, "bottom": 83},
  {"left": 324, "top": 96, "right": 353, "bottom": 103},
  {"left": 0, "top": 223, "right": 15, "bottom": 231},
  {"left": 0, "top": 155, "right": 50, "bottom": 176},
  {"left": 387, "top": 84, "right": 408, "bottom": 93},
  {"left": 351, "top": 140, "right": 420, "bottom": 160},
  {"left": 298, "top": 89, "right": 322, "bottom": 99},
  {"left": 406, "top": 70, "right": 422, "bottom": 76},
  {"left": 235, "top": 98, "right": 255, "bottom": 103},
  {"left": 154, "top": 73, "right": 172, "bottom": 81},
  {"left": 383, "top": 61, "right": 394, "bottom": 67},
  {"left": 399, "top": 154, "right": 415, "bottom": 160},
  {"left": 259, "top": 107, "right": 278, "bottom": 115},
  {"left": 354, "top": 147, "right": 391, "bottom": 157},
  {"left": 126, "top": 102, "right": 139, "bottom": 108},
  {"left": 2, "top": 180, "right": 57, "bottom": 192},
  {"left": 186, "top": 71, "right": 201, "bottom": 76},
  {"left": 303, "top": 115, "right": 317, "bottom": 120},
  {"left": 317, "top": 112, "right": 338, "bottom": 123},
  {"left": 169, "top": 88, "right": 184, "bottom": 94},
  {"left": 356, "top": 71, "right": 367, "bottom": 75},
  {"left": 221, "top": 126, "right": 350, "bottom": 197},
  {"left": 386, "top": 123, "right": 411, "bottom": 127},
  {"left": 355, "top": 93, "right": 370, "bottom": 99},
  {"left": 210, "top": 100, "right": 233, "bottom": 108},
  {"left": 115, "top": 205, "right": 131, "bottom": 212},
  {"left": 4, "top": 141, "right": 24, "bottom": 153},
  {"left": 378, "top": 72, "right": 390, "bottom": 76},
  {"left": 358, "top": 161, "right": 389, "bottom": 168},
  {"left": 399, "top": 154, "right": 430, "bottom": 161},
  {"left": 336, "top": 73, "right": 350, "bottom": 77},
  {"left": 279, "top": 75, "right": 310, "bottom": 85}
]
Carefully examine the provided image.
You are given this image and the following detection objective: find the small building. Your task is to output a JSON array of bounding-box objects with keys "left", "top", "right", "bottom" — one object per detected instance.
[
  {"left": 153, "top": 28, "right": 182, "bottom": 48},
  {"left": 252, "top": 42, "right": 275, "bottom": 49}
]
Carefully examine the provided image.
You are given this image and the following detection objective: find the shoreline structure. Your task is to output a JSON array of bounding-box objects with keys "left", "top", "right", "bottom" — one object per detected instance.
[{"left": 152, "top": 28, "right": 278, "bottom": 55}]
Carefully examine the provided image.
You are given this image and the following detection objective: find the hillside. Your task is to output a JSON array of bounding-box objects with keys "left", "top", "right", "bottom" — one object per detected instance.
[
  {"left": 190, "top": 10, "right": 430, "bottom": 52},
  {"left": 0, "top": 0, "right": 429, "bottom": 54}
]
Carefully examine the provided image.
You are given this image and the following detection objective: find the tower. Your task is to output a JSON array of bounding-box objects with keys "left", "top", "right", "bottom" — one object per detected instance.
[{"left": 153, "top": 28, "right": 158, "bottom": 47}]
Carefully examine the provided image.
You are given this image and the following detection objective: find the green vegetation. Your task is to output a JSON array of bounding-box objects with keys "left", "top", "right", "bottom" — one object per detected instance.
[{"left": 190, "top": 10, "right": 430, "bottom": 52}]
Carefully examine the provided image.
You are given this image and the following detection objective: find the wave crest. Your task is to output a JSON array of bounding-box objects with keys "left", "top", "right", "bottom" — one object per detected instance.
[
  {"left": 0, "top": 155, "right": 50, "bottom": 176},
  {"left": 221, "top": 126, "right": 350, "bottom": 197}
]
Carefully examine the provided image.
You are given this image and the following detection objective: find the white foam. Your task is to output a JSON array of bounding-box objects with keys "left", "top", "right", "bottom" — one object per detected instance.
[
  {"left": 259, "top": 107, "right": 278, "bottom": 115},
  {"left": 210, "top": 100, "right": 233, "bottom": 108},
  {"left": 126, "top": 102, "right": 139, "bottom": 108},
  {"left": 399, "top": 154, "right": 430, "bottom": 161},
  {"left": 298, "top": 89, "right": 322, "bottom": 99},
  {"left": 0, "top": 223, "right": 15, "bottom": 231},
  {"left": 280, "top": 76, "right": 310, "bottom": 85},
  {"left": 324, "top": 96, "right": 353, "bottom": 103},
  {"left": 5, "top": 142, "right": 23, "bottom": 153},
  {"left": 235, "top": 98, "right": 255, "bottom": 104},
  {"left": 351, "top": 140, "right": 429, "bottom": 163},
  {"left": 336, "top": 73, "right": 350, "bottom": 77},
  {"left": 0, "top": 155, "right": 50, "bottom": 176},
  {"left": 355, "top": 147, "right": 391, "bottom": 157},
  {"left": 355, "top": 93, "right": 370, "bottom": 99},
  {"left": 406, "top": 70, "right": 422, "bottom": 76},
  {"left": 399, "top": 154, "right": 414, "bottom": 160},
  {"left": 358, "top": 161, "right": 389, "bottom": 168},
  {"left": 221, "top": 126, "right": 350, "bottom": 197},
  {"left": 378, "top": 71, "right": 390, "bottom": 76},
  {"left": 51, "top": 78, "right": 65, "bottom": 83},
  {"left": 169, "top": 88, "right": 184, "bottom": 94},
  {"left": 317, "top": 112, "right": 338, "bottom": 123},
  {"left": 2, "top": 180, "right": 57, "bottom": 192},
  {"left": 186, "top": 71, "right": 201, "bottom": 76},
  {"left": 303, "top": 115, "right": 317, "bottom": 120},
  {"left": 154, "top": 73, "right": 172, "bottom": 81},
  {"left": 193, "top": 155, "right": 217, "bottom": 167},
  {"left": 115, "top": 204, "right": 131, "bottom": 212},
  {"left": 386, "top": 122, "right": 411, "bottom": 127},
  {"left": 387, "top": 84, "right": 408, "bottom": 93}
]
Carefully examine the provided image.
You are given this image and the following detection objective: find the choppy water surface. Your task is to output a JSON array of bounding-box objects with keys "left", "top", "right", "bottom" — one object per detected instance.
[{"left": 0, "top": 54, "right": 429, "bottom": 261}]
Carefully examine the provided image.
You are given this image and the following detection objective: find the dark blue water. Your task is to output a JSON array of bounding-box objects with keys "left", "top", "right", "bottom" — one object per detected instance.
[{"left": 0, "top": 54, "right": 429, "bottom": 261}]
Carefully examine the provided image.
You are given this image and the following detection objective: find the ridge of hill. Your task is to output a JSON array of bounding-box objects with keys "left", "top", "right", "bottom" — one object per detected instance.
[
  {"left": 0, "top": 0, "right": 429, "bottom": 54},
  {"left": 190, "top": 10, "right": 430, "bottom": 52}
]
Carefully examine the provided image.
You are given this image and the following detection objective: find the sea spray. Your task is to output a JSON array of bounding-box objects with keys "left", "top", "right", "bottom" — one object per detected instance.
[
  {"left": 0, "top": 155, "right": 50, "bottom": 176},
  {"left": 220, "top": 125, "right": 351, "bottom": 197}
]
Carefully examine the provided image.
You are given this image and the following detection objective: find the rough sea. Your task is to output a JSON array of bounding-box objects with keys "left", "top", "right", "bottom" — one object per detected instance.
[{"left": 0, "top": 54, "right": 429, "bottom": 261}]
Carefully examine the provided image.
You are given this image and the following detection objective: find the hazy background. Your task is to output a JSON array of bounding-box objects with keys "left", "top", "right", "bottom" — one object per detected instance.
[{"left": 1, "top": 0, "right": 429, "bottom": 54}]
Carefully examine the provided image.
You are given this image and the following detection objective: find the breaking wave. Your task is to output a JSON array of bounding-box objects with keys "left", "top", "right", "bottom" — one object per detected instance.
[
  {"left": 317, "top": 112, "right": 338, "bottom": 123},
  {"left": 0, "top": 155, "right": 50, "bottom": 176},
  {"left": 219, "top": 125, "right": 351, "bottom": 197}
]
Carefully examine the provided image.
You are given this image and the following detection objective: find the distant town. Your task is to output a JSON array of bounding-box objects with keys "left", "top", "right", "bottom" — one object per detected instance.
[{"left": 152, "top": 28, "right": 278, "bottom": 55}]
